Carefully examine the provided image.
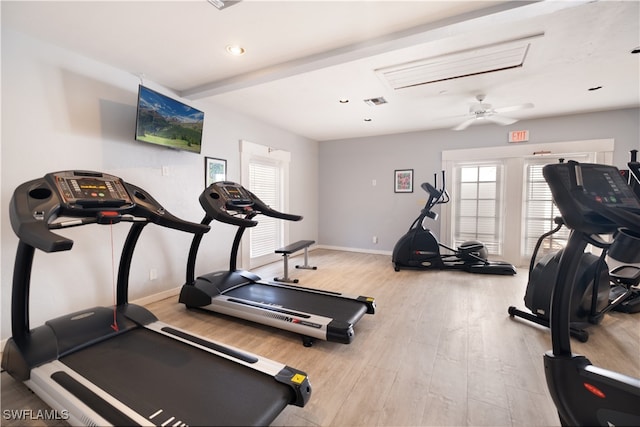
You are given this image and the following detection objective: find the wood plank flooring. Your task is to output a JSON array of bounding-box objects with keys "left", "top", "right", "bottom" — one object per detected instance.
[{"left": 2, "top": 249, "right": 639, "bottom": 426}]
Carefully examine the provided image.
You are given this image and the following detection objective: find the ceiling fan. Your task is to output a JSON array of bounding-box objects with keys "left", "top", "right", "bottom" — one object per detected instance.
[{"left": 452, "top": 94, "right": 534, "bottom": 131}]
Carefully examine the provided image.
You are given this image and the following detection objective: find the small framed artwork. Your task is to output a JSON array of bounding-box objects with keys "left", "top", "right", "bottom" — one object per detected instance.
[
  {"left": 394, "top": 169, "right": 413, "bottom": 193},
  {"left": 205, "top": 157, "right": 227, "bottom": 187}
]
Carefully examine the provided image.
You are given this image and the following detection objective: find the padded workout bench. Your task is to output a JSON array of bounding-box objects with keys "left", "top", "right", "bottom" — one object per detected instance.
[{"left": 274, "top": 240, "right": 317, "bottom": 283}]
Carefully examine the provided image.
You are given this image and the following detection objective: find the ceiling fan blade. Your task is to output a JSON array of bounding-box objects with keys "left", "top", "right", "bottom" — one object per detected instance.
[
  {"left": 452, "top": 117, "right": 477, "bottom": 131},
  {"left": 493, "top": 102, "right": 534, "bottom": 114},
  {"left": 485, "top": 115, "right": 518, "bottom": 126}
]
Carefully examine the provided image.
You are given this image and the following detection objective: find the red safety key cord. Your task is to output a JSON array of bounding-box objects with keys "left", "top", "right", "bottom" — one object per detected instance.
[{"left": 109, "top": 219, "right": 119, "bottom": 332}]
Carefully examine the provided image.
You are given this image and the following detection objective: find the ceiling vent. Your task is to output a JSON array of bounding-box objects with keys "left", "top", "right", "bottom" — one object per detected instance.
[
  {"left": 364, "top": 97, "right": 387, "bottom": 106},
  {"left": 376, "top": 34, "right": 542, "bottom": 90}
]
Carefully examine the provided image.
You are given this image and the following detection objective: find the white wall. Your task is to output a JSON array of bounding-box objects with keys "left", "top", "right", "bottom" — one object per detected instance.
[
  {"left": 1, "top": 29, "right": 319, "bottom": 342},
  {"left": 318, "top": 108, "right": 640, "bottom": 254}
]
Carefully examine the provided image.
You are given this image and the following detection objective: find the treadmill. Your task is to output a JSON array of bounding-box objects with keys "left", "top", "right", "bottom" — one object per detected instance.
[
  {"left": 179, "top": 181, "right": 376, "bottom": 347},
  {"left": 1, "top": 170, "right": 311, "bottom": 426}
]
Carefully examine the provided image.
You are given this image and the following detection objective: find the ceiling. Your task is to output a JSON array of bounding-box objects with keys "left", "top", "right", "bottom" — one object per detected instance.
[{"left": 3, "top": 0, "right": 639, "bottom": 141}]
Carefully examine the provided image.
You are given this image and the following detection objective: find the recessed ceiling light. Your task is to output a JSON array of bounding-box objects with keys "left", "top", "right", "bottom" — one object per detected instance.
[
  {"left": 588, "top": 86, "right": 603, "bottom": 91},
  {"left": 226, "top": 45, "right": 246, "bottom": 56},
  {"left": 631, "top": 47, "right": 640, "bottom": 54},
  {"left": 364, "top": 118, "right": 372, "bottom": 122},
  {"left": 339, "top": 99, "right": 349, "bottom": 104}
]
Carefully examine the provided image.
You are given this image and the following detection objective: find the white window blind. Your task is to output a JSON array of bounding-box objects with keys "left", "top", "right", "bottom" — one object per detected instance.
[
  {"left": 443, "top": 139, "right": 613, "bottom": 266},
  {"left": 454, "top": 163, "right": 503, "bottom": 254},
  {"left": 522, "top": 155, "right": 591, "bottom": 259},
  {"left": 240, "top": 140, "right": 291, "bottom": 270},
  {"left": 249, "top": 160, "right": 282, "bottom": 258}
]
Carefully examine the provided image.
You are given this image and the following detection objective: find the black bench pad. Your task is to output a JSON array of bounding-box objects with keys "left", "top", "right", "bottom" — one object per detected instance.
[{"left": 275, "top": 240, "right": 315, "bottom": 254}]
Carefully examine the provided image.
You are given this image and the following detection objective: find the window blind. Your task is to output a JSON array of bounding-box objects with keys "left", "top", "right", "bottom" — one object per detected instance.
[
  {"left": 522, "top": 155, "right": 590, "bottom": 260},
  {"left": 249, "top": 160, "right": 282, "bottom": 258}
]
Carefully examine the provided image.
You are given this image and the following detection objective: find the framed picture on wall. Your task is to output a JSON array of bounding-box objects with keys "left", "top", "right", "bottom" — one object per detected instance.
[
  {"left": 205, "top": 157, "right": 227, "bottom": 187},
  {"left": 394, "top": 169, "right": 413, "bottom": 193}
]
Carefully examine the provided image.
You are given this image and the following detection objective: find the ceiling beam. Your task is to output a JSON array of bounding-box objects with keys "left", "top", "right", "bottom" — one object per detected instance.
[{"left": 180, "top": 0, "right": 587, "bottom": 100}]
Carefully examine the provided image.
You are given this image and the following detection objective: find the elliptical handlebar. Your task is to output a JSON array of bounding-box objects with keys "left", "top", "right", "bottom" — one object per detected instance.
[{"left": 420, "top": 171, "right": 450, "bottom": 214}]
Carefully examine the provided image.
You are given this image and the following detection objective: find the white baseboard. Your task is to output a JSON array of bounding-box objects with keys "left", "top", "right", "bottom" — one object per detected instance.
[
  {"left": 130, "top": 285, "right": 181, "bottom": 306},
  {"left": 315, "top": 244, "right": 392, "bottom": 256}
]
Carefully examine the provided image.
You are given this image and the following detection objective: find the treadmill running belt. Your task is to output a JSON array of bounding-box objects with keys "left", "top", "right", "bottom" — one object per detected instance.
[
  {"left": 60, "top": 327, "right": 290, "bottom": 426},
  {"left": 227, "top": 283, "right": 368, "bottom": 325}
]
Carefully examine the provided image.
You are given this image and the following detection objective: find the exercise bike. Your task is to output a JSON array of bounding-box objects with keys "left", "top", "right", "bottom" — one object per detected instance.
[
  {"left": 392, "top": 171, "right": 516, "bottom": 275},
  {"left": 509, "top": 155, "right": 640, "bottom": 342},
  {"left": 541, "top": 160, "right": 640, "bottom": 426}
]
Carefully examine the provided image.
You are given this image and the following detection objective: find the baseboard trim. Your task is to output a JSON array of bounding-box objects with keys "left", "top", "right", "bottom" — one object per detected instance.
[{"left": 316, "top": 244, "right": 392, "bottom": 256}]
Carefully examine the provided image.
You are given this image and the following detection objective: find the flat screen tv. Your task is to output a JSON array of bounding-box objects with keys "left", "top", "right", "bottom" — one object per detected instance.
[{"left": 135, "top": 85, "right": 204, "bottom": 154}]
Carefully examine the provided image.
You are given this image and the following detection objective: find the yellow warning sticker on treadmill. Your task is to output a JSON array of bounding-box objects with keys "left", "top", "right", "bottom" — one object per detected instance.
[
  {"left": 291, "top": 374, "right": 306, "bottom": 384},
  {"left": 366, "top": 297, "right": 374, "bottom": 302}
]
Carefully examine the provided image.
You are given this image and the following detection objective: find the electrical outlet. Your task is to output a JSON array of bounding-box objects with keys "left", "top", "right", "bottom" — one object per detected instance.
[
  {"left": 372, "top": 236, "right": 378, "bottom": 244},
  {"left": 149, "top": 268, "right": 157, "bottom": 280}
]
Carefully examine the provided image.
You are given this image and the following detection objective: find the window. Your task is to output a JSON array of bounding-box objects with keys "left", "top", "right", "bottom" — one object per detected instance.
[
  {"left": 522, "top": 155, "right": 590, "bottom": 260},
  {"left": 441, "top": 139, "right": 613, "bottom": 267},
  {"left": 240, "top": 140, "right": 291, "bottom": 269},
  {"left": 453, "top": 163, "right": 504, "bottom": 254}
]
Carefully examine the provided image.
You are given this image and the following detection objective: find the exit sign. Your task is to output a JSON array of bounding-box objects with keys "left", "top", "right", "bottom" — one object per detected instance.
[{"left": 509, "top": 130, "right": 529, "bottom": 143}]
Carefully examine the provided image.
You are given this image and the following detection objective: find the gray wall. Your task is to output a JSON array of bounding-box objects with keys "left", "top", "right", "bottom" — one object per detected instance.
[
  {"left": 318, "top": 108, "right": 640, "bottom": 253},
  {"left": 1, "top": 29, "right": 318, "bottom": 342}
]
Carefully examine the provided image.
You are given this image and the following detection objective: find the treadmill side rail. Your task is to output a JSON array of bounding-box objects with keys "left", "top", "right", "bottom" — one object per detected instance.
[
  {"left": 146, "top": 320, "right": 304, "bottom": 377},
  {"left": 28, "top": 361, "right": 152, "bottom": 427}
]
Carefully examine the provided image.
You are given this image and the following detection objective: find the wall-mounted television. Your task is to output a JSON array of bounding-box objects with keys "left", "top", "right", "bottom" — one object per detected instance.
[{"left": 135, "top": 85, "right": 204, "bottom": 154}]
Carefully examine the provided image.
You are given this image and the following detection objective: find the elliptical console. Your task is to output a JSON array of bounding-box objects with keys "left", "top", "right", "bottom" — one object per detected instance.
[{"left": 542, "top": 161, "right": 640, "bottom": 426}]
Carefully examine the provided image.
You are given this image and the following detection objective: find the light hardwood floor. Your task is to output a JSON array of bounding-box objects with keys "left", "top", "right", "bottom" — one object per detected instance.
[{"left": 2, "top": 249, "right": 639, "bottom": 426}]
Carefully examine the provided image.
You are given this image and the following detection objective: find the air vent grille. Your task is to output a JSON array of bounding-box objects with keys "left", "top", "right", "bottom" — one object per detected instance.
[{"left": 364, "top": 97, "right": 387, "bottom": 106}]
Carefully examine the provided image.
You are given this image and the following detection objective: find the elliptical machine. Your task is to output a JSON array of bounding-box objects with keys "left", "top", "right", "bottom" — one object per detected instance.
[
  {"left": 541, "top": 160, "right": 640, "bottom": 426},
  {"left": 392, "top": 171, "right": 516, "bottom": 275}
]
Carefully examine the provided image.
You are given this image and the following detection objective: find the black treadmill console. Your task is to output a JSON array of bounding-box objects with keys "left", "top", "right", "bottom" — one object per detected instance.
[
  {"left": 10, "top": 170, "right": 209, "bottom": 253},
  {"left": 543, "top": 162, "right": 640, "bottom": 235},
  {"left": 216, "top": 182, "right": 255, "bottom": 210},
  {"left": 49, "top": 170, "right": 134, "bottom": 210},
  {"left": 200, "top": 181, "right": 302, "bottom": 227}
]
